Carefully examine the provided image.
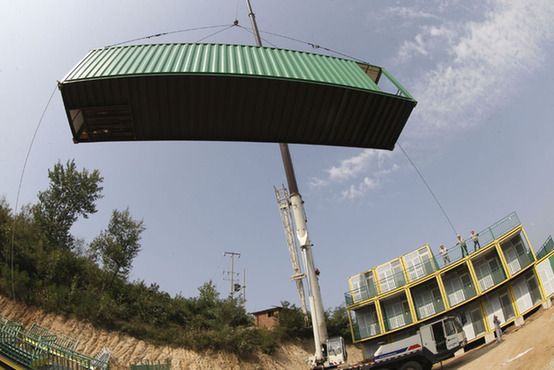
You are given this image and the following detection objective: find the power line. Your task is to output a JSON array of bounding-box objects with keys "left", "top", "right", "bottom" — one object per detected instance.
[{"left": 397, "top": 142, "right": 458, "bottom": 237}]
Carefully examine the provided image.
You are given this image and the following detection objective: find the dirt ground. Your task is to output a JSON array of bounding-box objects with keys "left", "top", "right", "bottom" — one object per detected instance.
[
  {"left": 1, "top": 294, "right": 552, "bottom": 369},
  {"left": 434, "top": 301, "right": 554, "bottom": 370}
]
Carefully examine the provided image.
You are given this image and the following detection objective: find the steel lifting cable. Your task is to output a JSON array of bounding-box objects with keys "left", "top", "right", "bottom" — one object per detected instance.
[
  {"left": 397, "top": 142, "right": 459, "bottom": 237},
  {"left": 9, "top": 23, "right": 236, "bottom": 300},
  {"left": 104, "top": 18, "right": 367, "bottom": 67},
  {"left": 104, "top": 24, "right": 233, "bottom": 48},
  {"left": 10, "top": 85, "right": 58, "bottom": 300},
  {"left": 249, "top": 28, "right": 367, "bottom": 62},
  {"left": 232, "top": 24, "right": 278, "bottom": 48},
  {"left": 195, "top": 25, "right": 237, "bottom": 43},
  {"left": 233, "top": 24, "right": 341, "bottom": 54}
]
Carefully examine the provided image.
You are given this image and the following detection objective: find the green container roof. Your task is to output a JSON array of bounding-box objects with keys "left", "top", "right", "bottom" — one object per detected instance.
[{"left": 59, "top": 43, "right": 416, "bottom": 149}]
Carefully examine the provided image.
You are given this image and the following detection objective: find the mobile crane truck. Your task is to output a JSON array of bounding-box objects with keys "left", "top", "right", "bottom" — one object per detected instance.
[
  {"left": 276, "top": 185, "right": 463, "bottom": 370},
  {"left": 343, "top": 316, "right": 467, "bottom": 370}
]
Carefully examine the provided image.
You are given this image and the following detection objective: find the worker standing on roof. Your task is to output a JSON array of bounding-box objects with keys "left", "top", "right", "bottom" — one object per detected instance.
[
  {"left": 439, "top": 245, "right": 451, "bottom": 265},
  {"left": 457, "top": 235, "right": 468, "bottom": 257},
  {"left": 470, "top": 230, "right": 481, "bottom": 251}
]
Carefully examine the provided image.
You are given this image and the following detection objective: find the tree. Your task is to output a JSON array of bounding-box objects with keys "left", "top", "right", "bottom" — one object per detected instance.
[
  {"left": 0, "top": 197, "right": 12, "bottom": 261},
  {"left": 90, "top": 208, "right": 145, "bottom": 287},
  {"left": 33, "top": 160, "right": 103, "bottom": 250},
  {"left": 277, "top": 301, "right": 312, "bottom": 339},
  {"left": 325, "top": 305, "right": 351, "bottom": 341}
]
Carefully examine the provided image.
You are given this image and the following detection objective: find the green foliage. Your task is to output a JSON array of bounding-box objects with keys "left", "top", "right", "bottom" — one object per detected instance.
[
  {"left": 325, "top": 305, "right": 351, "bottom": 341},
  {"left": 249, "top": 328, "right": 277, "bottom": 355},
  {"left": 90, "top": 208, "right": 145, "bottom": 287},
  {"left": 0, "top": 160, "right": 324, "bottom": 359},
  {"left": 1, "top": 265, "right": 32, "bottom": 301},
  {"left": 0, "top": 197, "right": 11, "bottom": 260},
  {"left": 33, "top": 159, "right": 103, "bottom": 250},
  {"left": 276, "top": 301, "right": 312, "bottom": 339},
  {"left": 272, "top": 301, "right": 351, "bottom": 344}
]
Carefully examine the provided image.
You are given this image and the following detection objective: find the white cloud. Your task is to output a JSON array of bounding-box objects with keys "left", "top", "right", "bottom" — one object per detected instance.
[
  {"left": 327, "top": 149, "right": 377, "bottom": 182},
  {"left": 398, "top": 34, "right": 430, "bottom": 61},
  {"left": 310, "top": 150, "right": 400, "bottom": 199},
  {"left": 313, "top": 0, "right": 554, "bottom": 200},
  {"left": 407, "top": 0, "right": 554, "bottom": 131},
  {"left": 383, "top": 6, "right": 437, "bottom": 21}
]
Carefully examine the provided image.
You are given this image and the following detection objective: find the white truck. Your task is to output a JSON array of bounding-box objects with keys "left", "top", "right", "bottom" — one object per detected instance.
[
  {"left": 343, "top": 316, "right": 467, "bottom": 370},
  {"left": 315, "top": 336, "right": 348, "bottom": 368}
]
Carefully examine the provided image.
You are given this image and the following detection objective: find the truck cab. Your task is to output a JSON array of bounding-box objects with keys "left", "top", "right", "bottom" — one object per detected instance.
[
  {"left": 309, "top": 336, "right": 347, "bottom": 369},
  {"left": 419, "top": 317, "right": 466, "bottom": 361},
  {"left": 326, "top": 336, "right": 347, "bottom": 367}
]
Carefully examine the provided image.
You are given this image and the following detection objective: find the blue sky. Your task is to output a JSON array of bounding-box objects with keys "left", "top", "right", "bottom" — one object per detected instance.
[{"left": 1, "top": 1, "right": 553, "bottom": 313}]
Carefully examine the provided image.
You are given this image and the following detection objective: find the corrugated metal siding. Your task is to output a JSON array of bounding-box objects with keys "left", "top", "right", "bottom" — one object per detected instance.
[
  {"left": 63, "top": 43, "right": 380, "bottom": 92},
  {"left": 59, "top": 43, "right": 417, "bottom": 149}
]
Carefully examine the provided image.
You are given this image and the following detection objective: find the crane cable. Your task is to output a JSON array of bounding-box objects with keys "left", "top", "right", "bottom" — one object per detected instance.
[
  {"left": 9, "top": 19, "right": 407, "bottom": 300},
  {"left": 104, "top": 21, "right": 367, "bottom": 65},
  {"left": 10, "top": 85, "right": 58, "bottom": 300},
  {"left": 397, "top": 142, "right": 459, "bottom": 237},
  {"left": 104, "top": 24, "right": 233, "bottom": 48}
]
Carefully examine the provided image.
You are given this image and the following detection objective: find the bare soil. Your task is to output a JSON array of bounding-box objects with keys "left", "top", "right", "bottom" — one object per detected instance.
[
  {"left": 434, "top": 301, "right": 554, "bottom": 370},
  {"left": 2, "top": 294, "right": 552, "bottom": 370},
  {"left": 0, "top": 295, "right": 363, "bottom": 369}
]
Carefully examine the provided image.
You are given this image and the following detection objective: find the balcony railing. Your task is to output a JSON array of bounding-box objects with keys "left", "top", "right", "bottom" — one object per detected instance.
[
  {"left": 351, "top": 321, "right": 380, "bottom": 341},
  {"left": 345, "top": 212, "right": 523, "bottom": 304},
  {"left": 378, "top": 271, "right": 406, "bottom": 294},
  {"left": 435, "top": 212, "right": 522, "bottom": 269},
  {"left": 488, "top": 212, "right": 521, "bottom": 240},
  {"left": 405, "top": 258, "right": 437, "bottom": 282},
  {"left": 536, "top": 236, "right": 554, "bottom": 260},
  {"left": 350, "top": 310, "right": 380, "bottom": 341},
  {"left": 344, "top": 282, "right": 379, "bottom": 305}
]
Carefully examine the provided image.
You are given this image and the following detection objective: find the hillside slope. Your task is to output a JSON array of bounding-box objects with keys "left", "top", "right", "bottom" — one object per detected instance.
[
  {"left": 0, "top": 295, "right": 363, "bottom": 369},
  {"left": 3, "top": 293, "right": 552, "bottom": 370}
]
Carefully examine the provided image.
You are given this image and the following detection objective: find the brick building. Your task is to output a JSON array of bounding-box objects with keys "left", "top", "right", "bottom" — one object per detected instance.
[{"left": 251, "top": 307, "right": 283, "bottom": 329}]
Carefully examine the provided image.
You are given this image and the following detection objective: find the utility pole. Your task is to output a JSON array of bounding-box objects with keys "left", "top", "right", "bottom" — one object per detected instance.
[{"left": 223, "top": 252, "right": 241, "bottom": 298}]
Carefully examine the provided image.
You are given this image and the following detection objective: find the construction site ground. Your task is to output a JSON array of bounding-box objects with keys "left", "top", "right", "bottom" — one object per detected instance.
[
  {"left": 434, "top": 301, "right": 554, "bottom": 370},
  {"left": 0, "top": 295, "right": 553, "bottom": 369}
]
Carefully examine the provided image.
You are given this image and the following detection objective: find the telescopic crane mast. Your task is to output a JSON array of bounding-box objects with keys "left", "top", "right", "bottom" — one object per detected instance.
[
  {"left": 274, "top": 186, "right": 309, "bottom": 324},
  {"left": 245, "top": 0, "right": 328, "bottom": 364}
]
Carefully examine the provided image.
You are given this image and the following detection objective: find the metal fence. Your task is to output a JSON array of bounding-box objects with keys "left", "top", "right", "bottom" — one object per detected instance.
[
  {"left": 0, "top": 314, "right": 108, "bottom": 370},
  {"left": 27, "top": 323, "right": 79, "bottom": 351},
  {"left": 345, "top": 212, "right": 524, "bottom": 307},
  {"left": 434, "top": 212, "right": 522, "bottom": 269},
  {"left": 345, "top": 282, "right": 379, "bottom": 305},
  {"left": 536, "top": 236, "right": 554, "bottom": 260}
]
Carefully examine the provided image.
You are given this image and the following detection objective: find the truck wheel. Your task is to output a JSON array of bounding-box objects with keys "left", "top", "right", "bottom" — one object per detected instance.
[{"left": 399, "top": 361, "right": 423, "bottom": 370}]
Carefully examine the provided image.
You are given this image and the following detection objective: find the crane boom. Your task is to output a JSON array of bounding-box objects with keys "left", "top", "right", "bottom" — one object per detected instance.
[{"left": 275, "top": 186, "right": 309, "bottom": 323}]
